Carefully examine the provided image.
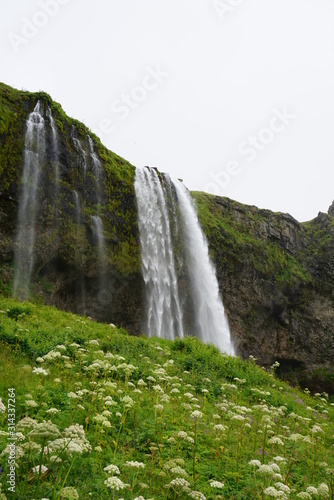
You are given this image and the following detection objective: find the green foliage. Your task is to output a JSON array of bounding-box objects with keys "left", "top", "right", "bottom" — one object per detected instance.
[
  {"left": 0, "top": 295, "right": 333, "bottom": 499},
  {"left": 192, "top": 191, "right": 312, "bottom": 286}
]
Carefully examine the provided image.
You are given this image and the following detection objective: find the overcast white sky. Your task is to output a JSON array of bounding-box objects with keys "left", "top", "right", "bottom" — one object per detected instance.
[{"left": 2, "top": 0, "right": 334, "bottom": 221}]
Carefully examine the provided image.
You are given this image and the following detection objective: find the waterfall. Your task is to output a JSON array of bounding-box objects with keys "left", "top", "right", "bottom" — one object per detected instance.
[
  {"left": 88, "top": 136, "right": 102, "bottom": 204},
  {"left": 46, "top": 106, "right": 59, "bottom": 187},
  {"left": 88, "top": 136, "right": 107, "bottom": 291},
  {"left": 73, "top": 190, "right": 86, "bottom": 313},
  {"left": 91, "top": 215, "right": 107, "bottom": 287},
  {"left": 13, "top": 101, "right": 45, "bottom": 300},
  {"left": 173, "top": 181, "right": 234, "bottom": 355},
  {"left": 134, "top": 166, "right": 234, "bottom": 354},
  {"left": 72, "top": 128, "right": 87, "bottom": 174},
  {"left": 134, "top": 167, "right": 184, "bottom": 340}
]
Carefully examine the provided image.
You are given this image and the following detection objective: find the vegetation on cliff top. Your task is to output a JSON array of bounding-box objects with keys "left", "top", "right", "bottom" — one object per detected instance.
[
  {"left": 192, "top": 191, "right": 313, "bottom": 288},
  {"left": 0, "top": 296, "right": 333, "bottom": 499}
]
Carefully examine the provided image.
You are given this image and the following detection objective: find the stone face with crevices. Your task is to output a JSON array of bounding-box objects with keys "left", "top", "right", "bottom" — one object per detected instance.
[{"left": 193, "top": 192, "right": 334, "bottom": 393}]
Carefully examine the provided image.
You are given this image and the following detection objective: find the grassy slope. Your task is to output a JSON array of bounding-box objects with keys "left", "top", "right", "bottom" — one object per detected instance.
[{"left": 0, "top": 296, "right": 333, "bottom": 499}]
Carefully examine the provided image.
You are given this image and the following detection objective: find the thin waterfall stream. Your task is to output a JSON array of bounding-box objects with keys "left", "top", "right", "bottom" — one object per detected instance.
[{"left": 13, "top": 101, "right": 46, "bottom": 300}]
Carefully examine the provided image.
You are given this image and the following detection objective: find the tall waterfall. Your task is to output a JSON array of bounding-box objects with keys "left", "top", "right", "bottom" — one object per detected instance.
[
  {"left": 134, "top": 168, "right": 184, "bottom": 340},
  {"left": 88, "top": 136, "right": 103, "bottom": 204},
  {"left": 134, "top": 167, "right": 234, "bottom": 354},
  {"left": 72, "top": 127, "right": 87, "bottom": 174},
  {"left": 173, "top": 181, "right": 234, "bottom": 354},
  {"left": 91, "top": 215, "right": 107, "bottom": 287},
  {"left": 13, "top": 101, "right": 45, "bottom": 300},
  {"left": 46, "top": 106, "right": 59, "bottom": 187},
  {"left": 88, "top": 136, "right": 107, "bottom": 289}
]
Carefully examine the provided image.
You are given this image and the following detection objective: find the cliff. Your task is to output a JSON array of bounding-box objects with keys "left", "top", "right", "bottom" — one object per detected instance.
[
  {"left": 0, "top": 82, "right": 333, "bottom": 392},
  {"left": 0, "top": 82, "right": 143, "bottom": 330},
  {"left": 193, "top": 193, "right": 334, "bottom": 392}
]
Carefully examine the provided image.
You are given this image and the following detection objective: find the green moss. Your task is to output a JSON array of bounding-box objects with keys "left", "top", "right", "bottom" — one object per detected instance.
[{"left": 192, "top": 191, "right": 312, "bottom": 287}]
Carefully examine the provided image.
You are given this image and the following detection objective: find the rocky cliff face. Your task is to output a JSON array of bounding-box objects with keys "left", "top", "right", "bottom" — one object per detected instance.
[
  {"left": 1, "top": 83, "right": 333, "bottom": 392},
  {"left": 193, "top": 193, "right": 334, "bottom": 392},
  {"left": 0, "top": 82, "right": 144, "bottom": 332}
]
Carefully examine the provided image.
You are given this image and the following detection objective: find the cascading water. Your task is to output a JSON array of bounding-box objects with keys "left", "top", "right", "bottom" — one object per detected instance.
[
  {"left": 91, "top": 215, "right": 107, "bottom": 286},
  {"left": 134, "top": 166, "right": 234, "bottom": 354},
  {"left": 88, "top": 136, "right": 103, "bottom": 204},
  {"left": 13, "top": 101, "right": 45, "bottom": 299},
  {"left": 72, "top": 128, "right": 87, "bottom": 174},
  {"left": 173, "top": 181, "right": 234, "bottom": 355},
  {"left": 46, "top": 106, "right": 59, "bottom": 187},
  {"left": 134, "top": 167, "right": 184, "bottom": 340},
  {"left": 88, "top": 136, "right": 107, "bottom": 290}
]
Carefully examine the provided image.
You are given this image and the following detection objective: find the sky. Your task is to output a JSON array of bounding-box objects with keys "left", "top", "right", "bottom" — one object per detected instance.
[{"left": 2, "top": 0, "right": 334, "bottom": 222}]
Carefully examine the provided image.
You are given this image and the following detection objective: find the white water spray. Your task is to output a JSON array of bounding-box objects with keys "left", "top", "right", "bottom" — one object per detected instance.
[
  {"left": 134, "top": 168, "right": 184, "bottom": 340},
  {"left": 72, "top": 128, "right": 87, "bottom": 174},
  {"left": 46, "top": 106, "right": 59, "bottom": 186},
  {"left": 134, "top": 167, "right": 234, "bottom": 354},
  {"left": 88, "top": 136, "right": 102, "bottom": 201},
  {"left": 174, "top": 181, "right": 234, "bottom": 354},
  {"left": 91, "top": 215, "right": 107, "bottom": 284},
  {"left": 13, "top": 101, "right": 45, "bottom": 299}
]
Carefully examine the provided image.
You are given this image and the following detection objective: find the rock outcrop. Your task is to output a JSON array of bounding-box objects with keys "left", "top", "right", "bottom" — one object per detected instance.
[{"left": 193, "top": 193, "right": 334, "bottom": 392}]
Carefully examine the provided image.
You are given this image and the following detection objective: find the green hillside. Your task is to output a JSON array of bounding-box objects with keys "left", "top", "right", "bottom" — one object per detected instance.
[{"left": 0, "top": 296, "right": 333, "bottom": 499}]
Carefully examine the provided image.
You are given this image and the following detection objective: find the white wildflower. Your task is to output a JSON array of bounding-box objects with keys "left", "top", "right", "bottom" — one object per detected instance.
[
  {"left": 104, "top": 476, "right": 128, "bottom": 490},
  {"left": 28, "top": 422, "right": 62, "bottom": 442},
  {"left": 67, "top": 392, "right": 78, "bottom": 399},
  {"left": 209, "top": 480, "right": 224, "bottom": 488},
  {"left": 317, "top": 483, "right": 329, "bottom": 497},
  {"left": 17, "top": 417, "right": 37, "bottom": 430},
  {"left": 63, "top": 424, "right": 86, "bottom": 441},
  {"left": 306, "top": 486, "right": 319, "bottom": 496},
  {"left": 104, "top": 464, "right": 120, "bottom": 475},
  {"left": 269, "top": 437, "right": 284, "bottom": 446},
  {"left": 263, "top": 486, "right": 279, "bottom": 497},
  {"left": 46, "top": 408, "right": 59, "bottom": 415},
  {"left": 56, "top": 487, "right": 79, "bottom": 499},
  {"left": 32, "top": 367, "right": 48, "bottom": 376},
  {"left": 256, "top": 464, "right": 276, "bottom": 476},
  {"left": 214, "top": 424, "right": 226, "bottom": 432},
  {"left": 189, "top": 491, "right": 206, "bottom": 499},
  {"left": 275, "top": 482, "right": 290, "bottom": 494},
  {"left": 170, "top": 466, "right": 188, "bottom": 477},
  {"left": 32, "top": 464, "right": 48, "bottom": 474},
  {"left": 165, "top": 478, "right": 190, "bottom": 491},
  {"left": 124, "top": 461, "right": 145, "bottom": 468},
  {"left": 191, "top": 410, "right": 203, "bottom": 420},
  {"left": 248, "top": 460, "right": 261, "bottom": 467}
]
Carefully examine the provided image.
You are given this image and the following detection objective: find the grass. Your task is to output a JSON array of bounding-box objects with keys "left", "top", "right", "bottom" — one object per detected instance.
[
  {"left": 191, "top": 192, "right": 312, "bottom": 287},
  {"left": 0, "top": 296, "right": 333, "bottom": 499}
]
